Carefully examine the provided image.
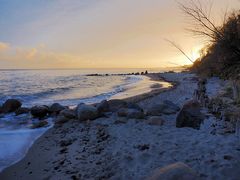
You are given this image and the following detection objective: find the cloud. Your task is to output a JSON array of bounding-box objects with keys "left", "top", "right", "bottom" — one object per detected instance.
[
  {"left": 0, "top": 42, "right": 9, "bottom": 52},
  {"left": 0, "top": 44, "right": 90, "bottom": 69},
  {"left": 26, "top": 48, "right": 37, "bottom": 60}
]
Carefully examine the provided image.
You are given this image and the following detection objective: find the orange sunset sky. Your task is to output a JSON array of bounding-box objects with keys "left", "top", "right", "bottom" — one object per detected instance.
[{"left": 0, "top": 0, "right": 239, "bottom": 69}]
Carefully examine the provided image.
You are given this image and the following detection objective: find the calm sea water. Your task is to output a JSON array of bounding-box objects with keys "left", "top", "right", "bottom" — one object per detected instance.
[
  {"left": 0, "top": 68, "right": 170, "bottom": 172},
  {"left": 0, "top": 69, "right": 139, "bottom": 106}
]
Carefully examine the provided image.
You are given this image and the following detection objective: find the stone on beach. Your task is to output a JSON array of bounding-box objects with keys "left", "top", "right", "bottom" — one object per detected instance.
[
  {"left": 97, "top": 100, "right": 110, "bottom": 113},
  {"left": 107, "top": 99, "right": 128, "bottom": 112},
  {"left": 117, "top": 108, "right": 145, "bottom": 119},
  {"left": 59, "top": 109, "right": 76, "bottom": 119},
  {"left": 146, "top": 100, "right": 180, "bottom": 116},
  {"left": 55, "top": 115, "right": 70, "bottom": 124},
  {"left": 176, "top": 100, "right": 204, "bottom": 129},
  {"left": 2, "top": 99, "right": 22, "bottom": 113},
  {"left": 15, "top": 107, "right": 30, "bottom": 116},
  {"left": 76, "top": 103, "right": 99, "bottom": 121},
  {"left": 0, "top": 106, "right": 3, "bottom": 114},
  {"left": 30, "top": 120, "right": 48, "bottom": 129},
  {"left": 97, "top": 99, "right": 143, "bottom": 115},
  {"left": 147, "top": 116, "right": 165, "bottom": 126},
  {"left": 49, "top": 103, "right": 66, "bottom": 114},
  {"left": 127, "top": 102, "right": 143, "bottom": 111},
  {"left": 30, "top": 105, "right": 49, "bottom": 118},
  {"left": 147, "top": 162, "right": 199, "bottom": 180}
]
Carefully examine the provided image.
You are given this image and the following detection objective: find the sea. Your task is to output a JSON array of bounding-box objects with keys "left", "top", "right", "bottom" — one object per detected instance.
[{"left": 0, "top": 68, "right": 173, "bottom": 172}]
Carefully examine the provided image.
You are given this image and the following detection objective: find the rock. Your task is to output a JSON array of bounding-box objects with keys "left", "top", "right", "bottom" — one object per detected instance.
[
  {"left": 127, "top": 102, "right": 143, "bottom": 111},
  {"left": 0, "top": 106, "right": 3, "bottom": 114},
  {"left": 127, "top": 109, "right": 145, "bottom": 119},
  {"left": 59, "top": 109, "right": 76, "bottom": 119},
  {"left": 15, "top": 107, "right": 30, "bottom": 116},
  {"left": 147, "top": 162, "right": 199, "bottom": 180},
  {"left": 31, "top": 121, "right": 48, "bottom": 129},
  {"left": 30, "top": 105, "right": 49, "bottom": 118},
  {"left": 147, "top": 116, "right": 165, "bottom": 126},
  {"left": 117, "top": 108, "right": 145, "bottom": 119},
  {"left": 2, "top": 99, "right": 22, "bottom": 113},
  {"left": 107, "top": 99, "right": 128, "bottom": 112},
  {"left": 76, "top": 103, "right": 99, "bottom": 121},
  {"left": 96, "top": 100, "right": 110, "bottom": 113},
  {"left": 176, "top": 100, "right": 204, "bottom": 129},
  {"left": 49, "top": 103, "right": 66, "bottom": 114},
  {"left": 146, "top": 100, "right": 180, "bottom": 116},
  {"left": 55, "top": 116, "right": 69, "bottom": 124},
  {"left": 117, "top": 108, "right": 128, "bottom": 117}
]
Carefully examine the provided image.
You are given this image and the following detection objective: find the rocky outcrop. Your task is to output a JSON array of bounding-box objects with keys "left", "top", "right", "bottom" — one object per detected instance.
[
  {"left": 76, "top": 103, "right": 99, "bottom": 121},
  {"left": 147, "top": 162, "right": 199, "bottom": 180},
  {"left": 176, "top": 100, "right": 204, "bottom": 129},
  {"left": 30, "top": 105, "right": 49, "bottom": 118},
  {"left": 49, "top": 103, "right": 66, "bottom": 114},
  {"left": 2, "top": 99, "right": 22, "bottom": 113},
  {"left": 15, "top": 107, "right": 30, "bottom": 116},
  {"left": 146, "top": 100, "right": 180, "bottom": 116}
]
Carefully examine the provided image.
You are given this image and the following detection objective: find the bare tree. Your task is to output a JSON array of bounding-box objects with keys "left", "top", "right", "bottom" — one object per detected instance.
[
  {"left": 178, "top": 0, "right": 222, "bottom": 41},
  {"left": 178, "top": 0, "right": 240, "bottom": 55},
  {"left": 165, "top": 39, "right": 194, "bottom": 63},
  {"left": 179, "top": 0, "right": 240, "bottom": 102}
]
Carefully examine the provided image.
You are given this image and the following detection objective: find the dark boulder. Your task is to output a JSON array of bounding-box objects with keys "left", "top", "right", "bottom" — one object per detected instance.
[
  {"left": 146, "top": 100, "right": 180, "bottom": 116},
  {"left": 107, "top": 99, "right": 128, "bottom": 112},
  {"left": 96, "top": 100, "right": 110, "bottom": 113},
  {"left": 147, "top": 116, "right": 165, "bottom": 126},
  {"left": 31, "top": 121, "right": 48, "bottom": 129},
  {"left": 127, "top": 102, "right": 143, "bottom": 112},
  {"left": 76, "top": 103, "right": 99, "bottom": 121},
  {"left": 55, "top": 116, "right": 70, "bottom": 125},
  {"left": 2, "top": 99, "right": 22, "bottom": 113},
  {"left": 0, "top": 106, "right": 3, "bottom": 114},
  {"left": 31, "top": 105, "right": 49, "bottom": 118},
  {"left": 176, "top": 100, "right": 204, "bottom": 129},
  {"left": 117, "top": 108, "right": 145, "bottom": 119},
  {"left": 127, "top": 109, "right": 145, "bottom": 119},
  {"left": 15, "top": 107, "right": 30, "bottom": 116},
  {"left": 49, "top": 103, "right": 66, "bottom": 114},
  {"left": 59, "top": 109, "right": 76, "bottom": 119}
]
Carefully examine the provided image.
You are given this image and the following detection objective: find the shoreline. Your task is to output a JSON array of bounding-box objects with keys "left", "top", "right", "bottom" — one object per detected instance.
[
  {"left": 121, "top": 73, "right": 177, "bottom": 103},
  {"left": 0, "top": 72, "right": 173, "bottom": 174},
  {"left": 0, "top": 72, "right": 190, "bottom": 180},
  {"left": 1, "top": 71, "right": 240, "bottom": 179}
]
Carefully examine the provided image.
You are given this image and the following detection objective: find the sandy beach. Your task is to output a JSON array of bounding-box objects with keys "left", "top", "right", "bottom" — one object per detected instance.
[{"left": 1, "top": 72, "right": 240, "bottom": 180}]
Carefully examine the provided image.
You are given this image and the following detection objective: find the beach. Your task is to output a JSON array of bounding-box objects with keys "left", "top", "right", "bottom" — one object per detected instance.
[{"left": 1, "top": 71, "right": 240, "bottom": 180}]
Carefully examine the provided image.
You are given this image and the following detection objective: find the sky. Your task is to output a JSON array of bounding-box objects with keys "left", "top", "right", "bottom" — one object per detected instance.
[{"left": 0, "top": 0, "right": 239, "bottom": 69}]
